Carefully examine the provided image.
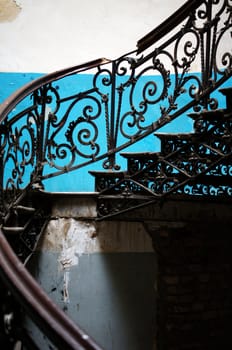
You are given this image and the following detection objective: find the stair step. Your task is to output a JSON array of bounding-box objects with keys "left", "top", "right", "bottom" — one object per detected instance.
[
  {"left": 89, "top": 170, "right": 127, "bottom": 192},
  {"left": 155, "top": 131, "right": 232, "bottom": 156},
  {"left": 136, "top": 173, "right": 232, "bottom": 184},
  {"left": 94, "top": 173, "right": 232, "bottom": 198},
  {"left": 122, "top": 150, "right": 232, "bottom": 163},
  {"left": 13, "top": 205, "right": 36, "bottom": 214},
  {"left": 89, "top": 170, "right": 126, "bottom": 178},
  {"left": 219, "top": 87, "right": 232, "bottom": 95},
  {"left": 3, "top": 226, "right": 25, "bottom": 234},
  {"left": 155, "top": 133, "right": 202, "bottom": 155},
  {"left": 196, "top": 174, "right": 232, "bottom": 186},
  {"left": 3, "top": 206, "right": 37, "bottom": 234},
  {"left": 121, "top": 152, "right": 161, "bottom": 159},
  {"left": 154, "top": 132, "right": 215, "bottom": 144},
  {"left": 121, "top": 152, "right": 161, "bottom": 175},
  {"left": 155, "top": 132, "right": 196, "bottom": 140},
  {"left": 219, "top": 87, "right": 232, "bottom": 112},
  {"left": 146, "top": 174, "right": 232, "bottom": 196},
  {"left": 188, "top": 109, "right": 225, "bottom": 121},
  {"left": 90, "top": 155, "right": 232, "bottom": 192}
]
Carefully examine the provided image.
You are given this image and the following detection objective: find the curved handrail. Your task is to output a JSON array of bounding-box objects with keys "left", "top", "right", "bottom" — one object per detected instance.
[
  {"left": 0, "top": 0, "right": 231, "bottom": 194},
  {"left": 137, "top": 0, "right": 205, "bottom": 52},
  {"left": 0, "top": 0, "right": 232, "bottom": 348},
  {"left": 0, "top": 58, "right": 111, "bottom": 121},
  {"left": 0, "top": 227, "right": 103, "bottom": 350}
]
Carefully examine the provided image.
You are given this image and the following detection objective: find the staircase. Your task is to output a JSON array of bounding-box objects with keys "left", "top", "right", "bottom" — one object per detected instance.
[
  {"left": 91, "top": 87, "right": 232, "bottom": 218},
  {"left": 0, "top": 0, "right": 232, "bottom": 349},
  {"left": 2, "top": 191, "right": 48, "bottom": 264}
]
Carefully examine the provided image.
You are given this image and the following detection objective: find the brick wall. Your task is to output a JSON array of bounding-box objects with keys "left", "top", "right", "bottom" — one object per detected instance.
[{"left": 147, "top": 223, "right": 232, "bottom": 350}]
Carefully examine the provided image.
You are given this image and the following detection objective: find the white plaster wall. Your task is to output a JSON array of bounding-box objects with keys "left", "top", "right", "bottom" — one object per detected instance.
[
  {"left": 0, "top": 0, "right": 185, "bottom": 72},
  {"left": 28, "top": 198, "right": 156, "bottom": 350}
]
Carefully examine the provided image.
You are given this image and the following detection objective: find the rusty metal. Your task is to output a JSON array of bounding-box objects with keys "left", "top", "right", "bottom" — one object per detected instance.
[
  {"left": 0, "top": 1, "right": 231, "bottom": 213},
  {"left": 0, "top": 0, "right": 232, "bottom": 348},
  {"left": 95, "top": 102, "right": 232, "bottom": 218},
  {"left": 137, "top": 0, "right": 205, "bottom": 53}
]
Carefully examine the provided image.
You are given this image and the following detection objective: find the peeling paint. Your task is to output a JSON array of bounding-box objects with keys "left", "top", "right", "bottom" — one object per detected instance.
[
  {"left": 40, "top": 218, "right": 153, "bottom": 254},
  {"left": 57, "top": 219, "right": 97, "bottom": 303},
  {"left": 62, "top": 270, "right": 70, "bottom": 303},
  {"left": 0, "top": 0, "right": 21, "bottom": 22},
  {"left": 51, "top": 198, "right": 97, "bottom": 218},
  {"left": 37, "top": 216, "right": 153, "bottom": 304}
]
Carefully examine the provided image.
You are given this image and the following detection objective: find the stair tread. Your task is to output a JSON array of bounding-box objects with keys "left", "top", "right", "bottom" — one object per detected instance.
[
  {"left": 155, "top": 132, "right": 232, "bottom": 141},
  {"left": 155, "top": 132, "right": 198, "bottom": 140},
  {"left": 155, "top": 132, "right": 194, "bottom": 136},
  {"left": 90, "top": 167, "right": 232, "bottom": 180},
  {"left": 121, "top": 151, "right": 161, "bottom": 159},
  {"left": 188, "top": 109, "right": 225, "bottom": 120},
  {"left": 140, "top": 173, "right": 232, "bottom": 183},
  {"left": 3, "top": 226, "right": 25, "bottom": 234},
  {"left": 13, "top": 205, "right": 36, "bottom": 213},
  {"left": 219, "top": 87, "right": 232, "bottom": 95},
  {"left": 89, "top": 170, "right": 126, "bottom": 177}
]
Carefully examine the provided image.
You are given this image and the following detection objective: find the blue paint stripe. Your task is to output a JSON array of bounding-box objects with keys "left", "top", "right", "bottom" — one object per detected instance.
[
  {"left": 0, "top": 72, "right": 231, "bottom": 192},
  {"left": 0, "top": 72, "right": 44, "bottom": 102}
]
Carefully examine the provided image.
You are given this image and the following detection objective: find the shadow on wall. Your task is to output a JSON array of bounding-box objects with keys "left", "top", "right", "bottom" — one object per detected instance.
[{"left": 26, "top": 218, "right": 157, "bottom": 350}]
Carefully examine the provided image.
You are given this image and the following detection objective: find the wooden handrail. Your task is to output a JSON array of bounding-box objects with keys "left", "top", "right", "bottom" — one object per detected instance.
[
  {"left": 0, "top": 227, "right": 103, "bottom": 350},
  {"left": 137, "top": 0, "right": 205, "bottom": 53},
  {"left": 0, "top": 58, "right": 110, "bottom": 123}
]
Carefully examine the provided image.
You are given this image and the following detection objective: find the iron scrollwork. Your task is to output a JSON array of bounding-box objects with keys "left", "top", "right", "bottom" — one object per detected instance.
[
  {"left": 1, "top": 0, "right": 232, "bottom": 347},
  {"left": 0, "top": 0, "right": 232, "bottom": 212}
]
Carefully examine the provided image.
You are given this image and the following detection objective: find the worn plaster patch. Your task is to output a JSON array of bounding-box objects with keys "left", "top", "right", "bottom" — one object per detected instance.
[
  {"left": 0, "top": 0, "right": 21, "bottom": 22},
  {"left": 41, "top": 218, "right": 97, "bottom": 255},
  {"left": 57, "top": 219, "right": 96, "bottom": 303},
  {"left": 39, "top": 217, "right": 153, "bottom": 302},
  {"left": 40, "top": 218, "right": 153, "bottom": 254}
]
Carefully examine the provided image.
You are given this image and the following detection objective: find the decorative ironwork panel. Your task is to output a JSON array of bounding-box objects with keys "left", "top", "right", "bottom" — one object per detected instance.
[
  {"left": 0, "top": 0, "right": 231, "bottom": 210},
  {"left": 1, "top": 1, "right": 232, "bottom": 348}
]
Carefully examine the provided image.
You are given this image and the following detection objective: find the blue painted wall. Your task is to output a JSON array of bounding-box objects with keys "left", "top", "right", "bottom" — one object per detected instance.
[
  {"left": 0, "top": 72, "right": 43, "bottom": 101},
  {"left": 0, "top": 72, "right": 231, "bottom": 192}
]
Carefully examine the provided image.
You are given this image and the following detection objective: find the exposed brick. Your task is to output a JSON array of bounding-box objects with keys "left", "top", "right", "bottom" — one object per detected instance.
[
  {"left": 162, "top": 275, "right": 179, "bottom": 285},
  {"left": 150, "top": 224, "right": 232, "bottom": 350}
]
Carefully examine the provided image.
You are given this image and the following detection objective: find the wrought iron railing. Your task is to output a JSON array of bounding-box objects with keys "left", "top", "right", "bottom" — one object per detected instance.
[
  {"left": 0, "top": 226, "right": 103, "bottom": 349},
  {"left": 0, "top": 0, "right": 232, "bottom": 348},
  {"left": 1, "top": 1, "right": 232, "bottom": 204}
]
